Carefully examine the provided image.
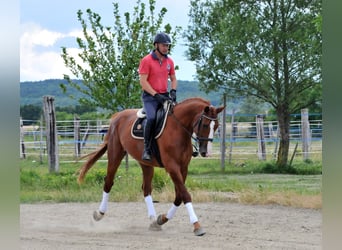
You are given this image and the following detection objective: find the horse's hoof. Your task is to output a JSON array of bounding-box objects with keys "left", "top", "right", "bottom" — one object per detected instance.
[
  {"left": 194, "top": 227, "right": 206, "bottom": 236},
  {"left": 157, "top": 214, "right": 168, "bottom": 225},
  {"left": 149, "top": 220, "right": 162, "bottom": 231},
  {"left": 93, "top": 210, "right": 104, "bottom": 221}
]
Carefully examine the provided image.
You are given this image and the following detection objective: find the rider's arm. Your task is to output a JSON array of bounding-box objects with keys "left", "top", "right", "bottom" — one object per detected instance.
[
  {"left": 169, "top": 74, "right": 177, "bottom": 91},
  {"left": 140, "top": 74, "right": 157, "bottom": 96}
]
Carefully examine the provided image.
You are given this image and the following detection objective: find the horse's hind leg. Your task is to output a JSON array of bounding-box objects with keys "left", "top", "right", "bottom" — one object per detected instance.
[
  {"left": 140, "top": 164, "right": 156, "bottom": 219},
  {"left": 93, "top": 142, "right": 125, "bottom": 221},
  {"left": 140, "top": 164, "right": 164, "bottom": 231}
]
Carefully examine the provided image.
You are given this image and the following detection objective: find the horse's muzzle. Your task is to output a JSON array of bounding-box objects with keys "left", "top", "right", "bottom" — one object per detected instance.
[{"left": 200, "top": 151, "right": 207, "bottom": 157}]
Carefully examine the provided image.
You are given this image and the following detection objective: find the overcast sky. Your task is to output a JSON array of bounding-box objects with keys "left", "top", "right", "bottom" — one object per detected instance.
[{"left": 20, "top": 0, "right": 196, "bottom": 82}]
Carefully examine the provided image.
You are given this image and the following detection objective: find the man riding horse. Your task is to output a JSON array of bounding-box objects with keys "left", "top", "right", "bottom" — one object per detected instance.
[
  {"left": 77, "top": 31, "right": 225, "bottom": 237},
  {"left": 138, "top": 32, "right": 177, "bottom": 161}
]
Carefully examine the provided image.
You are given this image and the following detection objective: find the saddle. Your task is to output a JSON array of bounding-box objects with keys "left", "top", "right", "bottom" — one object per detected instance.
[
  {"left": 130, "top": 102, "right": 171, "bottom": 168},
  {"left": 131, "top": 102, "right": 171, "bottom": 139}
]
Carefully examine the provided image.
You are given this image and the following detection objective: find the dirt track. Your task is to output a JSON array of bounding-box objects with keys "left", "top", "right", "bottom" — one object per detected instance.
[{"left": 20, "top": 202, "right": 321, "bottom": 249}]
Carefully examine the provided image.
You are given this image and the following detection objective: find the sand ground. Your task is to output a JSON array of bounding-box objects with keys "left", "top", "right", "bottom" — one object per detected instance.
[{"left": 20, "top": 202, "right": 321, "bottom": 249}]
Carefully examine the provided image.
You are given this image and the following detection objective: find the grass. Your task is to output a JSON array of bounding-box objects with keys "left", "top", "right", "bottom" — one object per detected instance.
[{"left": 20, "top": 156, "right": 322, "bottom": 209}]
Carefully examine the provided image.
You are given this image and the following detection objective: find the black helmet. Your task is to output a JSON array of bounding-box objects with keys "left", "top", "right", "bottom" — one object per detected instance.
[{"left": 153, "top": 32, "right": 172, "bottom": 45}]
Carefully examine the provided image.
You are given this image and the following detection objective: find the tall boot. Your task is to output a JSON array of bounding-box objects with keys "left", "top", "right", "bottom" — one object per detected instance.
[{"left": 142, "top": 119, "right": 153, "bottom": 161}]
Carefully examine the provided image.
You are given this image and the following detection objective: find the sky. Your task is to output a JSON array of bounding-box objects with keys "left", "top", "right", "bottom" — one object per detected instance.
[{"left": 20, "top": 0, "right": 196, "bottom": 82}]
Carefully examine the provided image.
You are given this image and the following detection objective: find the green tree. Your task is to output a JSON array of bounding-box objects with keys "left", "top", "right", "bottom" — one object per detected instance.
[
  {"left": 236, "top": 96, "right": 271, "bottom": 122},
  {"left": 186, "top": 0, "right": 322, "bottom": 167},
  {"left": 61, "top": 0, "right": 181, "bottom": 112},
  {"left": 56, "top": 104, "right": 97, "bottom": 115},
  {"left": 20, "top": 104, "right": 42, "bottom": 124}
]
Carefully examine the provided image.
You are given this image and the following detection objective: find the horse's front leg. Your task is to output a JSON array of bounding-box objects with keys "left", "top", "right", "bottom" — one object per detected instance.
[
  {"left": 156, "top": 192, "right": 180, "bottom": 226},
  {"left": 157, "top": 169, "right": 206, "bottom": 236},
  {"left": 185, "top": 202, "right": 205, "bottom": 236}
]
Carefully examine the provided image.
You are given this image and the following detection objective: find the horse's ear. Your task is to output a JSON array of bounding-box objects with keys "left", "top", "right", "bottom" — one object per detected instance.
[{"left": 216, "top": 106, "right": 225, "bottom": 114}]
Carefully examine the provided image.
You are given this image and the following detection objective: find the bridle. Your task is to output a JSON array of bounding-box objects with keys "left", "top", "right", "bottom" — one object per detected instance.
[
  {"left": 169, "top": 104, "right": 218, "bottom": 156},
  {"left": 192, "top": 113, "right": 218, "bottom": 143},
  {"left": 191, "top": 112, "right": 218, "bottom": 156}
]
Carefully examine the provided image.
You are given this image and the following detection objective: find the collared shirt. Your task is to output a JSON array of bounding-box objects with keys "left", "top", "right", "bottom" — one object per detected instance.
[{"left": 138, "top": 50, "right": 175, "bottom": 93}]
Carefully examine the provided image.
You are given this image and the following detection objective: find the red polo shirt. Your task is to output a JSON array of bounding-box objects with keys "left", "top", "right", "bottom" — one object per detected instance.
[{"left": 138, "top": 51, "right": 175, "bottom": 93}]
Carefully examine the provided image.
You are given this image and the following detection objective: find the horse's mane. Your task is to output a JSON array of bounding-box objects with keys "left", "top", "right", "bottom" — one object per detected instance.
[{"left": 178, "top": 97, "right": 211, "bottom": 106}]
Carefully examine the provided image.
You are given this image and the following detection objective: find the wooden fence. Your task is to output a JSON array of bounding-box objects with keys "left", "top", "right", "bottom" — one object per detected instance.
[{"left": 20, "top": 114, "right": 322, "bottom": 165}]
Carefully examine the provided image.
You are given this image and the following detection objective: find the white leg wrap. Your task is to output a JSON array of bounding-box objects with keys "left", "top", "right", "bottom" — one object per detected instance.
[
  {"left": 144, "top": 195, "right": 156, "bottom": 219},
  {"left": 99, "top": 191, "right": 109, "bottom": 213},
  {"left": 166, "top": 203, "right": 179, "bottom": 220},
  {"left": 185, "top": 202, "right": 198, "bottom": 224}
]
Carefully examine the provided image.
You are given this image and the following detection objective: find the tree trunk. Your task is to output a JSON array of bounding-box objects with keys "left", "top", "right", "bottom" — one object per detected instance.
[{"left": 276, "top": 106, "right": 291, "bottom": 167}]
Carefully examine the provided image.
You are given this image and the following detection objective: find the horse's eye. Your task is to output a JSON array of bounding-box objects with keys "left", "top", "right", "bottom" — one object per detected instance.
[{"left": 202, "top": 124, "right": 209, "bottom": 129}]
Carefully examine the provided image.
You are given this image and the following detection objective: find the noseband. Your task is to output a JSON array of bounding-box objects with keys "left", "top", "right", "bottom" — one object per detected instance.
[{"left": 193, "top": 113, "right": 218, "bottom": 143}]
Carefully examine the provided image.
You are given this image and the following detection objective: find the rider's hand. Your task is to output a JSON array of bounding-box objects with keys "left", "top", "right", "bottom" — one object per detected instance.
[
  {"left": 154, "top": 93, "right": 169, "bottom": 104},
  {"left": 170, "top": 89, "right": 177, "bottom": 102}
]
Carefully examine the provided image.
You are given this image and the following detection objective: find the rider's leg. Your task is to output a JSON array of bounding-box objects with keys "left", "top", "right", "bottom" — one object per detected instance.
[
  {"left": 142, "top": 118, "right": 154, "bottom": 161},
  {"left": 141, "top": 93, "right": 158, "bottom": 161}
]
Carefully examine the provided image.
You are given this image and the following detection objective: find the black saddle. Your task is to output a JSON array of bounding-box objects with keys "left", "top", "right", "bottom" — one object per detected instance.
[
  {"left": 131, "top": 102, "right": 171, "bottom": 168},
  {"left": 131, "top": 102, "right": 170, "bottom": 139}
]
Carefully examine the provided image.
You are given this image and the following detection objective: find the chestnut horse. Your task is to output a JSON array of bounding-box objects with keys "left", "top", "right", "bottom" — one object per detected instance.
[{"left": 77, "top": 97, "right": 224, "bottom": 236}]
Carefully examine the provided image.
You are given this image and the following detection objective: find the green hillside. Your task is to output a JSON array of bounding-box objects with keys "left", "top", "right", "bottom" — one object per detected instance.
[
  {"left": 20, "top": 79, "right": 223, "bottom": 107},
  {"left": 20, "top": 79, "right": 85, "bottom": 107}
]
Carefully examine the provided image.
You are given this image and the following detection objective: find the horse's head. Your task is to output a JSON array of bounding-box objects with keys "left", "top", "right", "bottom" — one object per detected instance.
[{"left": 193, "top": 105, "right": 225, "bottom": 157}]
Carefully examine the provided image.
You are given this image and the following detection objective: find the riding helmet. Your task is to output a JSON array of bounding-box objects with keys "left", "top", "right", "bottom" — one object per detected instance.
[{"left": 153, "top": 32, "right": 172, "bottom": 45}]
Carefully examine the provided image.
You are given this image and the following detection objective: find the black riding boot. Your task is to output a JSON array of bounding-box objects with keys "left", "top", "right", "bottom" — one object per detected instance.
[{"left": 142, "top": 119, "right": 153, "bottom": 161}]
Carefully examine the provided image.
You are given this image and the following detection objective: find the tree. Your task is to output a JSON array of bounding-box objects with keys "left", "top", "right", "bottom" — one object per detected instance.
[
  {"left": 56, "top": 104, "right": 97, "bottom": 115},
  {"left": 237, "top": 96, "right": 271, "bottom": 120},
  {"left": 61, "top": 0, "right": 181, "bottom": 112},
  {"left": 20, "top": 104, "right": 42, "bottom": 124},
  {"left": 186, "top": 0, "right": 322, "bottom": 167}
]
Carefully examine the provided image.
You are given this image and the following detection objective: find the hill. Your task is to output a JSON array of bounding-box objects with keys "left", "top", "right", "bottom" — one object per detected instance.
[
  {"left": 20, "top": 79, "right": 223, "bottom": 107},
  {"left": 20, "top": 79, "right": 85, "bottom": 107}
]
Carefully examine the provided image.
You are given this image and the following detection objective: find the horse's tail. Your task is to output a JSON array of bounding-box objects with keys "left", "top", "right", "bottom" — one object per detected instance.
[{"left": 77, "top": 142, "right": 108, "bottom": 184}]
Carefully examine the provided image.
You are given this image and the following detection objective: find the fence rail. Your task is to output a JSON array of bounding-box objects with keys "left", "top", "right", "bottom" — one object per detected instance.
[{"left": 20, "top": 116, "right": 322, "bottom": 163}]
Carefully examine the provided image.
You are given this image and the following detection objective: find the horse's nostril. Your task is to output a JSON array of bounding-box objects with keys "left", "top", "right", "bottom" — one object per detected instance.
[
  {"left": 200, "top": 152, "right": 207, "bottom": 157},
  {"left": 192, "top": 151, "right": 199, "bottom": 157}
]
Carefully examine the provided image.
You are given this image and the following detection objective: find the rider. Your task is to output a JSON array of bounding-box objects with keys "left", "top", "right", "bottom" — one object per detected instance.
[{"left": 138, "top": 32, "right": 178, "bottom": 161}]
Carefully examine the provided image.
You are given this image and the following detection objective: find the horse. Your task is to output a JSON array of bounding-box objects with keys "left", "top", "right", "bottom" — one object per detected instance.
[{"left": 77, "top": 97, "right": 225, "bottom": 236}]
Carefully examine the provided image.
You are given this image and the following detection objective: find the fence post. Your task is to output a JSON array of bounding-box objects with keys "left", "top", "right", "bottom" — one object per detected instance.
[
  {"left": 20, "top": 117, "right": 25, "bottom": 159},
  {"left": 228, "top": 111, "right": 236, "bottom": 164},
  {"left": 82, "top": 121, "right": 91, "bottom": 147},
  {"left": 220, "top": 94, "right": 227, "bottom": 171},
  {"left": 74, "top": 115, "right": 81, "bottom": 158},
  {"left": 97, "top": 119, "right": 101, "bottom": 142},
  {"left": 301, "top": 108, "right": 310, "bottom": 161},
  {"left": 39, "top": 116, "right": 43, "bottom": 164},
  {"left": 43, "top": 96, "right": 59, "bottom": 173},
  {"left": 256, "top": 114, "right": 266, "bottom": 160}
]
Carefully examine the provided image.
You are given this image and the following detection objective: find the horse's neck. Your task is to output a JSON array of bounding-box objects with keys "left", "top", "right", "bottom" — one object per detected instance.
[{"left": 173, "top": 102, "right": 205, "bottom": 127}]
